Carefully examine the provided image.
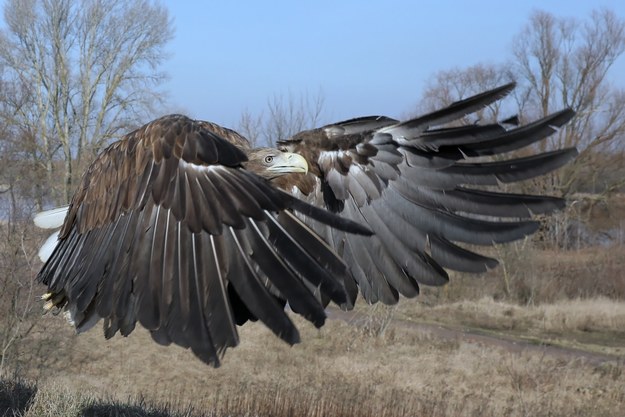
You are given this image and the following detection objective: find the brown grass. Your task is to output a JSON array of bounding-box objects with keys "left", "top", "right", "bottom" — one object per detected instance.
[
  {"left": 419, "top": 244, "right": 625, "bottom": 304},
  {"left": 3, "top": 304, "right": 624, "bottom": 417},
  {"left": 395, "top": 297, "right": 625, "bottom": 356},
  {"left": 397, "top": 297, "right": 625, "bottom": 333},
  {"left": 2, "top": 198, "right": 624, "bottom": 417}
]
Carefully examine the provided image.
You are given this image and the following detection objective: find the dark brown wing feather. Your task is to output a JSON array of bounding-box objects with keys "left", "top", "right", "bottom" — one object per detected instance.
[
  {"left": 278, "top": 84, "right": 578, "bottom": 304},
  {"left": 37, "top": 114, "right": 371, "bottom": 367}
]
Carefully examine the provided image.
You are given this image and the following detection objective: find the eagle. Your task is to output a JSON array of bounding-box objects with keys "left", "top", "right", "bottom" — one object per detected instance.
[{"left": 35, "top": 82, "right": 577, "bottom": 366}]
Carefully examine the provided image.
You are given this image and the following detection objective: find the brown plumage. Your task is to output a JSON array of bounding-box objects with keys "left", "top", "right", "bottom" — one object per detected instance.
[
  {"left": 37, "top": 83, "right": 578, "bottom": 367},
  {"left": 37, "top": 114, "right": 371, "bottom": 367},
  {"left": 275, "top": 82, "right": 578, "bottom": 304}
]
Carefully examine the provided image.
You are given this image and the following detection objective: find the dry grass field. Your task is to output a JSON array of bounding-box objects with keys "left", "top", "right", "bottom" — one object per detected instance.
[
  {"left": 2, "top": 197, "right": 625, "bottom": 417},
  {"left": 3, "top": 292, "right": 625, "bottom": 416}
]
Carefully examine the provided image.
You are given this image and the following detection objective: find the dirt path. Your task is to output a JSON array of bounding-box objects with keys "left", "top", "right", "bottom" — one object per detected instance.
[{"left": 327, "top": 308, "right": 624, "bottom": 366}]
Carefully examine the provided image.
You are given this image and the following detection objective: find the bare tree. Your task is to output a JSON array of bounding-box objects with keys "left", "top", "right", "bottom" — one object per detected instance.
[
  {"left": 0, "top": 118, "right": 40, "bottom": 378},
  {"left": 264, "top": 90, "right": 325, "bottom": 146},
  {"left": 239, "top": 89, "right": 326, "bottom": 147},
  {"left": 413, "top": 9, "right": 625, "bottom": 252},
  {"left": 416, "top": 9, "right": 625, "bottom": 197},
  {"left": 416, "top": 63, "right": 516, "bottom": 123},
  {"left": 0, "top": 0, "right": 172, "bottom": 376},
  {"left": 237, "top": 108, "right": 264, "bottom": 148},
  {"left": 512, "top": 9, "right": 625, "bottom": 195},
  {"left": 0, "top": 0, "right": 173, "bottom": 203}
]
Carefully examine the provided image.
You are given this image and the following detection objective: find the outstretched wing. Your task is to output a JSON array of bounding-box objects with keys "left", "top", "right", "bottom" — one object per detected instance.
[
  {"left": 37, "top": 114, "right": 371, "bottom": 367},
  {"left": 278, "top": 83, "right": 577, "bottom": 304}
]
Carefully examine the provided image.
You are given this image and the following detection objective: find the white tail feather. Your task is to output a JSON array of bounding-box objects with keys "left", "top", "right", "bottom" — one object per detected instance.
[
  {"left": 34, "top": 206, "right": 69, "bottom": 229},
  {"left": 38, "top": 231, "right": 60, "bottom": 262}
]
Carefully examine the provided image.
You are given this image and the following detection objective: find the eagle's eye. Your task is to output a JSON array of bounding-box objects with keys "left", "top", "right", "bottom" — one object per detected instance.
[{"left": 264, "top": 155, "right": 274, "bottom": 164}]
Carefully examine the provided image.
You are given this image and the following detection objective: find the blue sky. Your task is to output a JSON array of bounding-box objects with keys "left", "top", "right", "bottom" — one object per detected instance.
[
  {"left": 132, "top": 2, "right": 625, "bottom": 127},
  {"left": 159, "top": 1, "right": 625, "bottom": 127},
  {"left": 0, "top": 1, "right": 623, "bottom": 128}
]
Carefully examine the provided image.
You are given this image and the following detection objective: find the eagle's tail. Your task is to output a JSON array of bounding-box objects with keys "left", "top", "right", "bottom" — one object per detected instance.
[
  {"left": 34, "top": 206, "right": 69, "bottom": 229},
  {"left": 34, "top": 206, "right": 69, "bottom": 262},
  {"left": 38, "top": 230, "right": 60, "bottom": 262}
]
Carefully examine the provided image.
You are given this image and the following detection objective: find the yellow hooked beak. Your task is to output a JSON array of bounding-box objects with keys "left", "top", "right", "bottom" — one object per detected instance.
[{"left": 266, "top": 152, "right": 309, "bottom": 174}]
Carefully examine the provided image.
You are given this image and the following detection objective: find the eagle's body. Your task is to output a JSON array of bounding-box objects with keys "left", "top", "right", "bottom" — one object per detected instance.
[{"left": 36, "top": 83, "right": 577, "bottom": 366}]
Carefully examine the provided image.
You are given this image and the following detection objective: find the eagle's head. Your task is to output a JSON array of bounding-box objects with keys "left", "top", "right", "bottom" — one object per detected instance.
[{"left": 243, "top": 148, "right": 308, "bottom": 179}]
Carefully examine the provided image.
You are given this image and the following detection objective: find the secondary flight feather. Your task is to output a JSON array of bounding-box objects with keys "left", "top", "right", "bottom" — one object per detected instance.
[{"left": 36, "top": 83, "right": 577, "bottom": 366}]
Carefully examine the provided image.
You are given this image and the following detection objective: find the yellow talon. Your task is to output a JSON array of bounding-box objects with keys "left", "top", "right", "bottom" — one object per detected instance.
[
  {"left": 43, "top": 301, "right": 54, "bottom": 311},
  {"left": 41, "top": 292, "right": 53, "bottom": 301}
]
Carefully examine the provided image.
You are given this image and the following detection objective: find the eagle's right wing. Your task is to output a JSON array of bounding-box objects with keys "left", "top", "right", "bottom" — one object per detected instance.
[{"left": 37, "top": 114, "right": 370, "bottom": 367}]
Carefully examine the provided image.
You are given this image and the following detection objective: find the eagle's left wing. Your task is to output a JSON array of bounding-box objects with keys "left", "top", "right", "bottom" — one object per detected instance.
[{"left": 277, "top": 83, "right": 577, "bottom": 304}]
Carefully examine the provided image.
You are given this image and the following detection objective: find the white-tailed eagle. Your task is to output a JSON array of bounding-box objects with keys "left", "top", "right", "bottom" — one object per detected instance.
[{"left": 35, "top": 83, "right": 577, "bottom": 366}]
